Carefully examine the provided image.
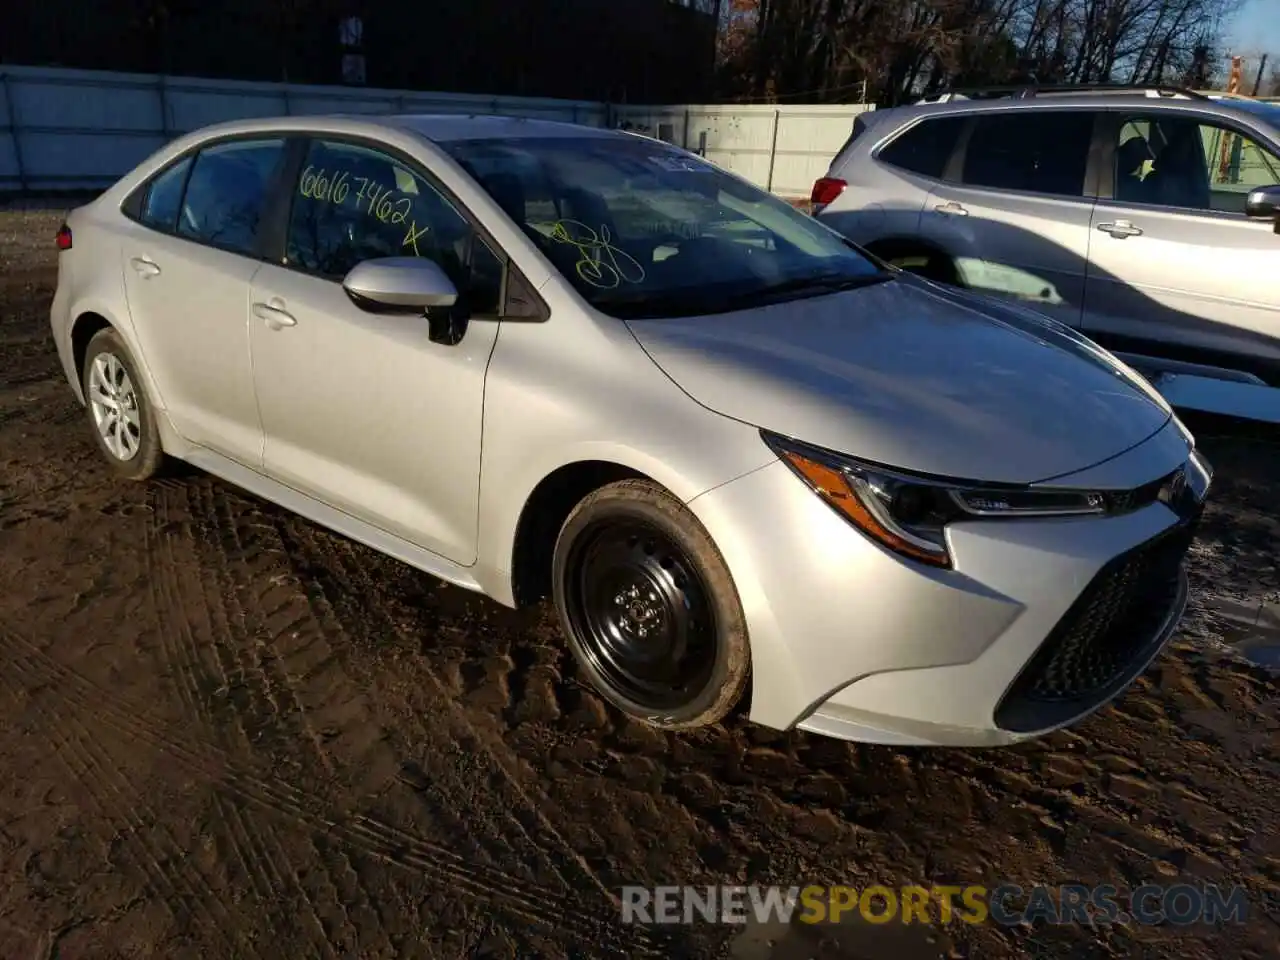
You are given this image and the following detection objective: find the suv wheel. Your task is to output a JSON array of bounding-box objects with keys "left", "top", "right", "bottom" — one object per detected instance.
[
  {"left": 82, "top": 328, "right": 164, "bottom": 481},
  {"left": 552, "top": 479, "right": 750, "bottom": 729}
]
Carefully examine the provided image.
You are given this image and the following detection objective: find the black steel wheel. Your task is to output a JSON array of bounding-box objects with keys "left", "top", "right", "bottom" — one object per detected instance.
[{"left": 552, "top": 479, "right": 749, "bottom": 729}]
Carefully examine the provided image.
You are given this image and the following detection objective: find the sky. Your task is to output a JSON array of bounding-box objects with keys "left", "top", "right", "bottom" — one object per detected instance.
[{"left": 1226, "top": 0, "right": 1280, "bottom": 58}]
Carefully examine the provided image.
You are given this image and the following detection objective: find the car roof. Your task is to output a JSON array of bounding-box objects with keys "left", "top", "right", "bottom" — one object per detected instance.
[
  {"left": 388, "top": 113, "right": 618, "bottom": 141},
  {"left": 183, "top": 112, "right": 619, "bottom": 144},
  {"left": 874, "top": 92, "right": 1280, "bottom": 127}
]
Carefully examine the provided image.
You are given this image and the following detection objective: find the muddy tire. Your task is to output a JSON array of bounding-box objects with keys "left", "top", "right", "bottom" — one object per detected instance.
[
  {"left": 82, "top": 327, "right": 164, "bottom": 481},
  {"left": 552, "top": 479, "right": 750, "bottom": 730}
]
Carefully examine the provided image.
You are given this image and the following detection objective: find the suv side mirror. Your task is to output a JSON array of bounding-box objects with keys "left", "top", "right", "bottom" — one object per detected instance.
[
  {"left": 342, "top": 257, "right": 458, "bottom": 310},
  {"left": 1244, "top": 184, "right": 1280, "bottom": 221}
]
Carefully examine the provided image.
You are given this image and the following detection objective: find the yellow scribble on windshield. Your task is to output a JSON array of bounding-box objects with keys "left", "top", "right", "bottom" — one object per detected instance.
[{"left": 550, "top": 220, "right": 646, "bottom": 289}]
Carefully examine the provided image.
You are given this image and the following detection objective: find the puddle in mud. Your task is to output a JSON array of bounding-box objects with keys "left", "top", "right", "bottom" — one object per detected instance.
[
  {"left": 1203, "top": 596, "right": 1280, "bottom": 671},
  {"left": 729, "top": 910, "right": 957, "bottom": 960}
]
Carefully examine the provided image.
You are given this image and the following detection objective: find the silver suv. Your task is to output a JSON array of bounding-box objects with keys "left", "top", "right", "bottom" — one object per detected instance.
[{"left": 813, "top": 86, "right": 1280, "bottom": 386}]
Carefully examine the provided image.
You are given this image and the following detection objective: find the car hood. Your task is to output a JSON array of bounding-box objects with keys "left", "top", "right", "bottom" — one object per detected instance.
[{"left": 625, "top": 276, "right": 1171, "bottom": 485}]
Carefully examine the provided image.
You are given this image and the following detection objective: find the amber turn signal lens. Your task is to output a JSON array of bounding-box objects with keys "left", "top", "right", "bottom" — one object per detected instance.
[{"left": 778, "top": 449, "right": 951, "bottom": 568}]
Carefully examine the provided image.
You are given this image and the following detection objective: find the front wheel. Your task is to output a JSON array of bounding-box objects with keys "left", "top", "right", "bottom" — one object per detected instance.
[{"left": 552, "top": 479, "right": 750, "bottom": 730}]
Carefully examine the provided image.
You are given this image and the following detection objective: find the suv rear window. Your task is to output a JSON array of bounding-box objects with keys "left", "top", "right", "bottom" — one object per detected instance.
[
  {"left": 878, "top": 116, "right": 966, "bottom": 178},
  {"left": 961, "top": 111, "right": 1094, "bottom": 197}
]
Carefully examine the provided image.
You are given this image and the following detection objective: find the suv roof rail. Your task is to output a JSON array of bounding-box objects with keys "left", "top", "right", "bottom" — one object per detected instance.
[{"left": 919, "top": 83, "right": 1210, "bottom": 103}]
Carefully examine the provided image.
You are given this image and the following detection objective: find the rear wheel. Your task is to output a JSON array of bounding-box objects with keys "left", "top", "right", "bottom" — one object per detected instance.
[
  {"left": 82, "top": 328, "right": 164, "bottom": 481},
  {"left": 552, "top": 479, "right": 749, "bottom": 729}
]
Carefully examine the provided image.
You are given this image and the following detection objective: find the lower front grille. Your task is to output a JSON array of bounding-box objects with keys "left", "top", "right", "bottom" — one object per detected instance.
[{"left": 995, "top": 513, "right": 1198, "bottom": 733}]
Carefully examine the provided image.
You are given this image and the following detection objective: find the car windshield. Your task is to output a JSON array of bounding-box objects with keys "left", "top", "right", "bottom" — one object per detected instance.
[
  {"left": 441, "top": 135, "right": 888, "bottom": 318},
  {"left": 1230, "top": 99, "right": 1280, "bottom": 132}
]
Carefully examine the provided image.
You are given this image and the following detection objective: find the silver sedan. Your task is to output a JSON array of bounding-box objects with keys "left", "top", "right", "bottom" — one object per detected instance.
[{"left": 49, "top": 114, "right": 1211, "bottom": 746}]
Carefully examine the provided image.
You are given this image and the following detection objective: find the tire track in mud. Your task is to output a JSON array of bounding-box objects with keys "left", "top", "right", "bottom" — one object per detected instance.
[
  {"left": 182, "top": 476, "right": 404, "bottom": 957},
  {"left": 155, "top": 474, "right": 655, "bottom": 952},
  {"left": 0, "top": 623, "right": 650, "bottom": 955},
  {"left": 0, "top": 665, "right": 249, "bottom": 958},
  {"left": 273, "top": 516, "right": 628, "bottom": 908},
  {"left": 168, "top": 468, "right": 623, "bottom": 911},
  {"left": 145, "top": 480, "right": 342, "bottom": 956}
]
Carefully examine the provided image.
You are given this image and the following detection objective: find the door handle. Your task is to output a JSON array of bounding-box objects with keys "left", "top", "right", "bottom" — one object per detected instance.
[
  {"left": 130, "top": 257, "right": 161, "bottom": 278},
  {"left": 933, "top": 201, "right": 968, "bottom": 216},
  {"left": 252, "top": 300, "right": 297, "bottom": 330},
  {"left": 1096, "top": 220, "right": 1143, "bottom": 238}
]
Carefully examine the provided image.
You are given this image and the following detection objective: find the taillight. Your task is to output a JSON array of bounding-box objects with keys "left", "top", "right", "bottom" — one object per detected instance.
[
  {"left": 810, "top": 177, "right": 847, "bottom": 207},
  {"left": 55, "top": 224, "right": 73, "bottom": 251}
]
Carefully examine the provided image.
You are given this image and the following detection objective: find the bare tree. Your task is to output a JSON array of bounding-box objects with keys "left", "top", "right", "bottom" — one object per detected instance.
[{"left": 717, "top": 0, "right": 1243, "bottom": 103}]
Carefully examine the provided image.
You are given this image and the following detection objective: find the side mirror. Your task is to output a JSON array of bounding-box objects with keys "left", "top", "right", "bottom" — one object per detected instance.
[
  {"left": 342, "top": 257, "right": 458, "bottom": 310},
  {"left": 1244, "top": 184, "right": 1280, "bottom": 221}
]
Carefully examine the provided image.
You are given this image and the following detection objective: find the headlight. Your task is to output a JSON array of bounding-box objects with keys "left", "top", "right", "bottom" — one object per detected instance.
[{"left": 762, "top": 432, "right": 1108, "bottom": 569}]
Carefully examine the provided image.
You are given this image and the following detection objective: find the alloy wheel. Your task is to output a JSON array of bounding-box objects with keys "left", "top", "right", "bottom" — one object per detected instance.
[{"left": 88, "top": 352, "right": 142, "bottom": 462}]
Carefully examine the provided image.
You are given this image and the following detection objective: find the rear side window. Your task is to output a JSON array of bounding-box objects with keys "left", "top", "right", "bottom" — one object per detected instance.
[
  {"left": 961, "top": 112, "right": 1094, "bottom": 197},
  {"left": 140, "top": 157, "right": 192, "bottom": 231},
  {"left": 177, "top": 139, "right": 287, "bottom": 256},
  {"left": 878, "top": 116, "right": 967, "bottom": 178}
]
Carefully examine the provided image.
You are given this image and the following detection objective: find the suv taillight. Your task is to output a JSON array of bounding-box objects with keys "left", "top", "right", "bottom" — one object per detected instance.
[
  {"left": 55, "top": 224, "right": 72, "bottom": 251},
  {"left": 810, "top": 177, "right": 847, "bottom": 208}
]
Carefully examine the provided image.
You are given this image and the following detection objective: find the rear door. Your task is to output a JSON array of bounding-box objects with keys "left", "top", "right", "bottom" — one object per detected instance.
[
  {"left": 119, "top": 137, "right": 289, "bottom": 464},
  {"left": 1082, "top": 108, "right": 1280, "bottom": 379},
  {"left": 918, "top": 108, "right": 1100, "bottom": 329}
]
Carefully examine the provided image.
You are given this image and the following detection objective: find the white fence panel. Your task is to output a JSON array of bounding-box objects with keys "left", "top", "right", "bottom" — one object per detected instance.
[
  {"left": 613, "top": 102, "right": 872, "bottom": 197},
  {"left": 0, "top": 64, "right": 869, "bottom": 197},
  {"left": 0, "top": 65, "right": 607, "bottom": 191}
]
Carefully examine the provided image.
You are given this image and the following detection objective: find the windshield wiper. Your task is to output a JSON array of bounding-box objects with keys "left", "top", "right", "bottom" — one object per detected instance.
[
  {"left": 593, "top": 288, "right": 725, "bottom": 319},
  {"left": 743, "top": 271, "right": 894, "bottom": 299},
  {"left": 592, "top": 271, "right": 893, "bottom": 319}
]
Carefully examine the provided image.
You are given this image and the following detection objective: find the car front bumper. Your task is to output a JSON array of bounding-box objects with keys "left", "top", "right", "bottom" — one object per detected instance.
[{"left": 686, "top": 418, "right": 1207, "bottom": 746}]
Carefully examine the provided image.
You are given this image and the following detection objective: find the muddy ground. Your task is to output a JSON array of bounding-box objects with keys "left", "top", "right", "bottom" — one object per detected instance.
[{"left": 0, "top": 204, "right": 1277, "bottom": 960}]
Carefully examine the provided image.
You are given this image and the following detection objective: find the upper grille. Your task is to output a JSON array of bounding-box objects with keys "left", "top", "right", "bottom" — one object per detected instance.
[
  {"left": 1104, "top": 470, "right": 1172, "bottom": 514},
  {"left": 995, "top": 512, "right": 1198, "bottom": 732}
]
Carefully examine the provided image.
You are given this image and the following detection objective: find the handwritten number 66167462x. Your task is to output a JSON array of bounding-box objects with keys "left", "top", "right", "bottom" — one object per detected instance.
[{"left": 550, "top": 220, "right": 646, "bottom": 290}]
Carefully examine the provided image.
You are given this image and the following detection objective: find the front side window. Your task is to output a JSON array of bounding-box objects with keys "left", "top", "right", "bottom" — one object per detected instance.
[
  {"left": 961, "top": 111, "right": 1094, "bottom": 197},
  {"left": 441, "top": 135, "right": 885, "bottom": 319},
  {"left": 1113, "top": 114, "right": 1280, "bottom": 214},
  {"left": 285, "top": 139, "right": 502, "bottom": 313},
  {"left": 879, "top": 116, "right": 966, "bottom": 179},
  {"left": 177, "top": 139, "right": 286, "bottom": 255},
  {"left": 140, "top": 156, "right": 192, "bottom": 231}
]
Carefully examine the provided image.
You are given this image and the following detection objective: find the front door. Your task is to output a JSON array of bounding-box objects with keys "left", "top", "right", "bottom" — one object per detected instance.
[
  {"left": 1082, "top": 110, "right": 1280, "bottom": 378},
  {"left": 247, "top": 138, "right": 505, "bottom": 565},
  {"left": 120, "top": 137, "right": 289, "bottom": 464},
  {"left": 918, "top": 109, "right": 1099, "bottom": 329}
]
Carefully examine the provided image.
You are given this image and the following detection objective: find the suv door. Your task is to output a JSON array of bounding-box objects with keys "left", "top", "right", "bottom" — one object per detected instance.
[
  {"left": 918, "top": 109, "right": 1099, "bottom": 329},
  {"left": 120, "top": 137, "right": 288, "bottom": 463},
  {"left": 1082, "top": 109, "right": 1280, "bottom": 380},
  {"left": 247, "top": 138, "right": 506, "bottom": 565}
]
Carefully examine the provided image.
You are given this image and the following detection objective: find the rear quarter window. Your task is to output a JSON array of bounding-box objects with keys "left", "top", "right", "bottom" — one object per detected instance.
[
  {"left": 877, "top": 116, "right": 967, "bottom": 179},
  {"left": 139, "top": 157, "right": 192, "bottom": 231}
]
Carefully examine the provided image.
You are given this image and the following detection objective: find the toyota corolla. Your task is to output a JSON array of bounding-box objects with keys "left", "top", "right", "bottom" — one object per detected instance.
[{"left": 50, "top": 114, "right": 1210, "bottom": 746}]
